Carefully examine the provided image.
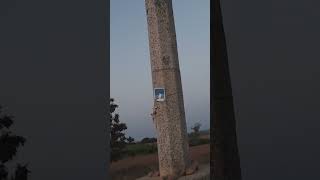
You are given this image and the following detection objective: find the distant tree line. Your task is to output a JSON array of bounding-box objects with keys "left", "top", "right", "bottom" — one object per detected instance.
[{"left": 140, "top": 137, "right": 157, "bottom": 144}]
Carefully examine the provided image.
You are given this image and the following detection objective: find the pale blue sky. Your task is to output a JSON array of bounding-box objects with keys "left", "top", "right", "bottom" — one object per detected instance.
[{"left": 111, "top": 0, "right": 210, "bottom": 140}]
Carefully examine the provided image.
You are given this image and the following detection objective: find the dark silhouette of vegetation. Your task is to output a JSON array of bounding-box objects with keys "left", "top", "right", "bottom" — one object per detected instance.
[
  {"left": 10, "top": 164, "right": 30, "bottom": 180},
  {"left": 127, "top": 137, "right": 135, "bottom": 144},
  {"left": 110, "top": 98, "right": 134, "bottom": 162},
  {"left": 189, "top": 123, "right": 210, "bottom": 146},
  {"left": 140, "top": 137, "right": 157, "bottom": 144},
  {"left": 0, "top": 106, "right": 30, "bottom": 180},
  {"left": 191, "top": 122, "right": 202, "bottom": 137}
]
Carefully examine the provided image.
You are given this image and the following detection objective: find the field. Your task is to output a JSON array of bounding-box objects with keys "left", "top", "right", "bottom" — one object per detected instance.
[
  {"left": 110, "top": 131, "right": 210, "bottom": 180},
  {"left": 110, "top": 144, "right": 210, "bottom": 180},
  {"left": 124, "top": 143, "right": 158, "bottom": 157}
]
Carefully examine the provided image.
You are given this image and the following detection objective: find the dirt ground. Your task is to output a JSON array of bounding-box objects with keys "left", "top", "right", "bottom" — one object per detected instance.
[{"left": 110, "top": 144, "right": 210, "bottom": 180}]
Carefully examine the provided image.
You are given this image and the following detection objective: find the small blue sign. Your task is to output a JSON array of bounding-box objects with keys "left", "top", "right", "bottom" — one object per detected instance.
[{"left": 154, "top": 88, "right": 165, "bottom": 102}]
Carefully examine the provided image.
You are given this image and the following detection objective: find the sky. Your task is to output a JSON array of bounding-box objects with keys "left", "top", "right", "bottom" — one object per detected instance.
[{"left": 110, "top": 0, "right": 210, "bottom": 140}]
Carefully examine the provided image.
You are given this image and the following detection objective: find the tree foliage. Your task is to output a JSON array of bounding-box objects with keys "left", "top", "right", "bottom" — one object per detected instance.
[
  {"left": 10, "top": 164, "right": 30, "bottom": 180},
  {"left": 127, "top": 137, "right": 135, "bottom": 144},
  {"left": 0, "top": 106, "right": 30, "bottom": 180},
  {"left": 140, "top": 137, "right": 157, "bottom": 144},
  {"left": 191, "top": 122, "right": 202, "bottom": 136},
  {"left": 109, "top": 99, "right": 134, "bottom": 162}
]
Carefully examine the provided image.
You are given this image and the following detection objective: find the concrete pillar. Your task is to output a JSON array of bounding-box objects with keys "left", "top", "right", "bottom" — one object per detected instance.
[
  {"left": 212, "top": 0, "right": 242, "bottom": 179},
  {"left": 145, "top": 0, "right": 191, "bottom": 178}
]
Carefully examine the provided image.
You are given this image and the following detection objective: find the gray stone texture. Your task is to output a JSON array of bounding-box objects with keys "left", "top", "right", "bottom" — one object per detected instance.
[{"left": 145, "top": 0, "right": 191, "bottom": 178}]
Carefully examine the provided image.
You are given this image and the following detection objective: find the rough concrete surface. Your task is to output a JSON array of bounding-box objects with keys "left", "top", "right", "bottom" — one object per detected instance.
[{"left": 145, "top": 0, "right": 191, "bottom": 178}]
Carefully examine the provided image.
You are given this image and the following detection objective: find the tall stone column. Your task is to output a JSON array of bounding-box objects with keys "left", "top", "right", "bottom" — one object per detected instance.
[
  {"left": 212, "top": 0, "right": 242, "bottom": 179},
  {"left": 145, "top": 0, "right": 191, "bottom": 178}
]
